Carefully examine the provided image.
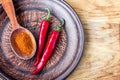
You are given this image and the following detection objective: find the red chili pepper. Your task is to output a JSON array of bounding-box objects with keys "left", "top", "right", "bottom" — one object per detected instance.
[
  {"left": 34, "top": 8, "right": 51, "bottom": 66},
  {"left": 31, "top": 19, "right": 65, "bottom": 75}
]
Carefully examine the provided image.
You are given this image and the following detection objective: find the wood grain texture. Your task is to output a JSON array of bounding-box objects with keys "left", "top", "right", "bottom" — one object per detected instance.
[
  {"left": 0, "top": 0, "right": 120, "bottom": 79},
  {"left": 66, "top": 0, "right": 120, "bottom": 80}
]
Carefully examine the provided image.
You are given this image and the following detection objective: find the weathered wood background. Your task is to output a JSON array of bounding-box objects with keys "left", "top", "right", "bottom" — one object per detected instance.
[
  {"left": 66, "top": 0, "right": 120, "bottom": 80},
  {"left": 0, "top": 0, "right": 120, "bottom": 80}
]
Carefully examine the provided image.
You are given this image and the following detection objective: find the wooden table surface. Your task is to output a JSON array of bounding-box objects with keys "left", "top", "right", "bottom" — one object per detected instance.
[
  {"left": 0, "top": 0, "right": 120, "bottom": 80},
  {"left": 66, "top": 0, "right": 120, "bottom": 80}
]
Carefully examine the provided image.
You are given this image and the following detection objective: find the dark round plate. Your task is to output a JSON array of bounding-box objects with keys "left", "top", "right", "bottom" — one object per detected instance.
[{"left": 0, "top": 0, "right": 84, "bottom": 80}]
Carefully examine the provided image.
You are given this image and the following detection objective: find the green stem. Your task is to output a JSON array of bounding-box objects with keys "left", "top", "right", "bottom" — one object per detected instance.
[
  {"left": 45, "top": 8, "right": 51, "bottom": 21},
  {"left": 56, "top": 19, "right": 65, "bottom": 32}
]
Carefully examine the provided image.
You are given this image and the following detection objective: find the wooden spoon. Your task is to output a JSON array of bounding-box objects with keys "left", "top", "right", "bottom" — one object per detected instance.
[{"left": 1, "top": 0, "right": 36, "bottom": 60}]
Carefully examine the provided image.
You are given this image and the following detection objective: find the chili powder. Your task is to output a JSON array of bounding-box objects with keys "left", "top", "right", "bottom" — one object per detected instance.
[{"left": 14, "top": 32, "right": 34, "bottom": 56}]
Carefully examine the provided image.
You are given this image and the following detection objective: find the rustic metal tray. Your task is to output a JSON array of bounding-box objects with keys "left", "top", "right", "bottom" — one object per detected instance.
[{"left": 0, "top": 0, "right": 84, "bottom": 80}]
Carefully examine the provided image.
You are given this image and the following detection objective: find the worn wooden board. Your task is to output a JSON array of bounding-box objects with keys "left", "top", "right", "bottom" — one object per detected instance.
[
  {"left": 66, "top": 0, "right": 120, "bottom": 80},
  {"left": 0, "top": 0, "right": 120, "bottom": 79},
  {"left": 0, "top": 0, "right": 84, "bottom": 80}
]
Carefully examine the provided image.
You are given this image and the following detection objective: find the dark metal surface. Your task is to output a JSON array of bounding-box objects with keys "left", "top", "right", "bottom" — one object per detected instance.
[{"left": 0, "top": 0, "right": 84, "bottom": 80}]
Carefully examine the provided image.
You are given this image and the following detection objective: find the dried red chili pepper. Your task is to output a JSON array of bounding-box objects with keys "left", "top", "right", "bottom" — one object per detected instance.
[
  {"left": 34, "top": 8, "right": 51, "bottom": 66},
  {"left": 31, "top": 19, "right": 65, "bottom": 75}
]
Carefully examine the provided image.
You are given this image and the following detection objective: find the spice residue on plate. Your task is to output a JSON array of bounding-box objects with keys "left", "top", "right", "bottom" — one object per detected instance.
[{"left": 14, "top": 32, "right": 34, "bottom": 56}]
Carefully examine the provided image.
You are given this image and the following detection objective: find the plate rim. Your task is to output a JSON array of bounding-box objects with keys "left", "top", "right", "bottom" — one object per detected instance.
[{"left": 54, "top": 0, "right": 84, "bottom": 80}]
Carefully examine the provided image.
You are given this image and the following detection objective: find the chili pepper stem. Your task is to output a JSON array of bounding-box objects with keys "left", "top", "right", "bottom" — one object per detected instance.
[
  {"left": 45, "top": 8, "right": 51, "bottom": 21},
  {"left": 56, "top": 19, "right": 65, "bottom": 32}
]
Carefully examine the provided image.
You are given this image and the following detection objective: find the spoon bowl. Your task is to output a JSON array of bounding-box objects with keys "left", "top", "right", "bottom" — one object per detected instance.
[{"left": 10, "top": 27, "right": 36, "bottom": 60}]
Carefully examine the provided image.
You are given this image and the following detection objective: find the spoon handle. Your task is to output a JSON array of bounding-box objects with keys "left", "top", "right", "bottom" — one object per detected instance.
[{"left": 1, "top": 0, "right": 19, "bottom": 29}]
